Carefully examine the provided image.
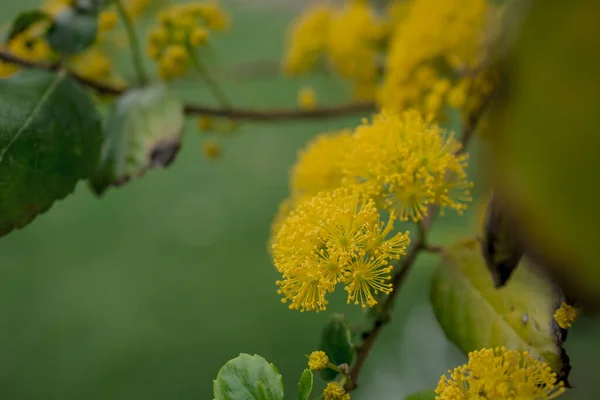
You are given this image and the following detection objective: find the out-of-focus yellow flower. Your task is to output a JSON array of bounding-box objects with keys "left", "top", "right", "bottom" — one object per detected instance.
[
  {"left": 290, "top": 129, "right": 353, "bottom": 198},
  {"left": 202, "top": 141, "right": 221, "bottom": 160},
  {"left": 197, "top": 115, "right": 214, "bottom": 132},
  {"left": 436, "top": 347, "right": 565, "bottom": 399},
  {"left": 344, "top": 109, "right": 472, "bottom": 221},
  {"left": 148, "top": 1, "right": 229, "bottom": 81},
  {"left": 379, "top": 0, "right": 490, "bottom": 114},
  {"left": 297, "top": 86, "right": 317, "bottom": 110},
  {"left": 283, "top": 4, "right": 332, "bottom": 75},
  {"left": 272, "top": 188, "right": 410, "bottom": 311},
  {"left": 554, "top": 302, "right": 578, "bottom": 329},
  {"left": 0, "top": 27, "right": 53, "bottom": 78},
  {"left": 98, "top": 10, "right": 119, "bottom": 32},
  {"left": 323, "top": 382, "right": 350, "bottom": 400}
]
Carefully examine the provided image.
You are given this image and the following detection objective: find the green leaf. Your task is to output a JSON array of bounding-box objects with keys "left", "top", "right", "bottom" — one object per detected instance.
[
  {"left": 298, "top": 369, "right": 313, "bottom": 400},
  {"left": 90, "top": 84, "right": 185, "bottom": 196},
  {"left": 430, "top": 239, "right": 571, "bottom": 382},
  {"left": 0, "top": 69, "right": 102, "bottom": 237},
  {"left": 487, "top": 0, "right": 600, "bottom": 308},
  {"left": 7, "top": 10, "right": 51, "bottom": 41},
  {"left": 213, "top": 353, "right": 284, "bottom": 400},
  {"left": 404, "top": 390, "right": 437, "bottom": 400},
  {"left": 319, "top": 313, "right": 355, "bottom": 381},
  {"left": 481, "top": 192, "right": 524, "bottom": 287},
  {"left": 46, "top": 6, "right": 98, "bottom": 54}
]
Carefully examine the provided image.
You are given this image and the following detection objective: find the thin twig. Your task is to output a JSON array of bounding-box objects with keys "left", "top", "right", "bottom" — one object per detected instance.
[
  {"left": 347, "top": 97, "right": 491, "bottom": 390},
  {"left": 188, "top": 48, "right": 232, "bottom": 109},
  {"left": 113, "top": 0, "right": 148, "bottom": 85},
  {"left": 0, "top": 49, "right": 375, "bottom": 121}
]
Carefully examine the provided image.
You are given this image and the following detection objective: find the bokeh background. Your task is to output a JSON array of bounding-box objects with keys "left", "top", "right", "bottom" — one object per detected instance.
[{"left": 1, "top": 1, "right": 599, "bottom": 399}]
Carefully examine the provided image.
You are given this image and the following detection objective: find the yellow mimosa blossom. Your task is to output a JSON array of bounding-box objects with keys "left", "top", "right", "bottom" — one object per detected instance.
[
  {"left": 323, "top": 382, "right": 350, "bottom": 400},
  {"left": 290, "top": 129, "right": 353, "bottom": 198},
  {"left": 70, "top": 48, "right": 117, "bottom": 83},
  {"left": 344, "top": 109, "right": 472, "bottom": 221},
  {"left": 202, "top": 141, "right": 221, "bottom": 160},
  {"left": 327, "top": 0, "right": 381, "bottom": 85},
  {"left": 379, "top": 0, "right": 490, "bottom": 113},
  {"left": 308, "top": 351, "right": 329, "bottom": 371},
  {"left": 554, "top": 302, "right": 578, "bottom": 329},
  {"left": 98, "top": 10, "right": 119, "bottom": 32},
  {"left": 197, "top": 115, "right": 214, "bottom": 132},
  {"left": 0, "top": 28, "right": 53, "bottom": 78},
  {"left": 272, "top": 188, "right": 410, "bottom": 311},
  {"left": 436, "top": 347, "right": 565, "bottom": 400},
  {"left": 147, "top": 1, "right": 229, "bottom": 81},
  {"left": 283, "top": 4, "right": 332, "bottom": 75},
  {"left": 298, "top": 86, "right": 317, "bottom": 110}
]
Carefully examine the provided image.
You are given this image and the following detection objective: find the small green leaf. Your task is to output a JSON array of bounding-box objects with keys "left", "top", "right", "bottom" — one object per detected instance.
[
  {"left": 404, "top": 390, "right": 437, "bottom": 400},
  {"left": 213, "top": 353, "right": 284, "bottom": 400},
  {"left": 46, "top": 6, "right": 98, "bottom": 54},
  {"left": 430, "top": 239, "right": 570, "bottom": 382},
  {"left": 7, "top": 10, "right": 51, "bottom": 41},
  {"left": 0, "top": 69, "right": 102, "bottom": 237},
  {"left": 90, "top": 84, "right": 185, "bottom": 195},
  {"left": 319, "top": 313, "right": 355, "bottom": 381},
  {"left": 298, "top": 369, "right": 313, "bottom": 400},
  {"left": 481, "top": 192, "right": 524, "bottom": 287}
]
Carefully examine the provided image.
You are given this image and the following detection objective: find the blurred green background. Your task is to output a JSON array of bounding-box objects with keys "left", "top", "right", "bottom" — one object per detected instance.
[{"left": 1, "top": 1, "right": 599, "bottom": 399}]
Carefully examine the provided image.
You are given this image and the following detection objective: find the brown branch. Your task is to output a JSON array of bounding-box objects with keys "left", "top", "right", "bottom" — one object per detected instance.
[
  {"left": 347, "top": 96, "right": 491, "bottom": 391},
  {"left": 0, "top": 49, "right": 375, "bottom": 121}
]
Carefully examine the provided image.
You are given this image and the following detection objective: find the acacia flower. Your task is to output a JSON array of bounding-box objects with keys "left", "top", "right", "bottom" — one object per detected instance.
[
  {"left": 290, "top": 129, "right": 354, "bottom": 198},
  {"left": 271, "top": 188, "right": 410, "bottom": 311},
  {"left": 436, "top": 347, "right": 565, "bottom": 400},
  {"left": 344, "top": 109, "right": 472, "bottom": 221},
  {"left": 298, "top": 86, "right": 317, "bottom": 110},
  {"left": 308, "top": 351, "right": 329, "bottom": 371},
  {"left": 554, "top": 302, "right": 578, "bottom": 329},
  {"left": 323, "top": 382, "right": 350, "bottom": 400}
]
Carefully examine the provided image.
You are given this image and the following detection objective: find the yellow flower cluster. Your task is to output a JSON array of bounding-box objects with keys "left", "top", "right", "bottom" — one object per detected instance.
[
  {"left": 307, "top": 350, "right": 329, "bottom": 371},
  {"left": 344, "top": 110, "right": 472, "bottom": 221},
  {"left": 146, "top": 1, "right": 229, "bottom": 80},
  {"left": 290, "top": 129, "right": 353, "bottom": 198},
  {"left": 553, "top": 302, "right": 578, "bottom": 330},
  {"left": 0, "top": 25, "right": 53, "bottom": 78},
  {"left": 436, "top": 347, "right": 565, "bottom": 399},
  {"left": 284, "top": 0, "right": 498, "bottom": 116},
  {"left": 323, "top": 382, "right": 350, "bottom": 400},
  {"left": 270, "top": 109, "right": 471, "bottom": 311},
  {"left": 283, "top": 0, "right": 384, "bottom": 100},
  {"left": 379, "top": 0, "right": 491, "bottom": 118},
  {"left": 272, "top": 188, "right": 410, "bottom": 312}
]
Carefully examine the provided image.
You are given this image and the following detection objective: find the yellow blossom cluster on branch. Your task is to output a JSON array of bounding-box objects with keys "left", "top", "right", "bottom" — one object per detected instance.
[
  {"left": 436, "top": 347, "right": 565, "bottom": 399},
  {"left": 272, "top": 188, "right": 410, "bottom": 312},
  {"left": 270, "top": 108, "right": 472, "bottom": 311},
  {"left": 146, "top": 1, "right": 229, "bottom": 80},
  {"left": 284, "top": 0, "right": 499, "bottom": 118},
  {"left": 0, "top": 0, "right": 153, "bottom": 83}
]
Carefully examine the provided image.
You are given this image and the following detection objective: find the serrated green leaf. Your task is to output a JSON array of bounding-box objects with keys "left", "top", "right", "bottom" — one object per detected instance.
[
  {"left": 430, "top": 239, "right": 570, "bottom": 381},
  {"left": 7, "top": 10, "right": 51, "bottom": 41},
  {"left": 319, "top": 313, "right": 354, "bottom": 381},
  {"left": 298, "top": 369, "right": 313, "bottom": 400},
  {"left": 90, "top": 84, "right": 184, "bottom": 195},
  {"left": 487, "top": 0, "right": 600, "bottom": 309},
  {"left": 404, "top": 390, "right": 436, "bottom": 400},
  {"left": 213, "top": 353, "right": 284, "bottom": 400},
  {"left": 46, "top": 6, "right": 98, "bottom": 54},
  {"left": 0, "top": 69, "right": 102, "bottom": 237}
]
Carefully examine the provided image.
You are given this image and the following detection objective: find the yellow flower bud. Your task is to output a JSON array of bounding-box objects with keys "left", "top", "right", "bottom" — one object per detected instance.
[
  {"left": 197, "top": 115, "right": 213, "bottom": 131},
  {"left": 298, "top": 86, "right": 317, "bottom": 110},
  {"left": 98, "top": 10, "right": 118, "bottom": 32},
  {"left": 190, "top": 28, "right": 208, "bottom": 47},
  {"left": 203, "top": 141, "right": 221, "bottom": 160},
  {"left": 164, "top": 45, "right": 187, "bottom": 63},
  {"left": 307, "top": 351, "right": 329, "bottom": 370},
  {"left": 323, "top": 382, "right": 350, "bottom": 400},
  {"left": 554, "top": 302, "right": 578, "bottom": 329}
]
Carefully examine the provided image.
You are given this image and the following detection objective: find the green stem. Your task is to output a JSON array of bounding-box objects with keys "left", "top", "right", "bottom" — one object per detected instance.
[
  {"left": 187, "top": 48, "right": 232, "bottom": 109},
  {"left": 112, "top": 0, "right": 148, "bottom": 85}
]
